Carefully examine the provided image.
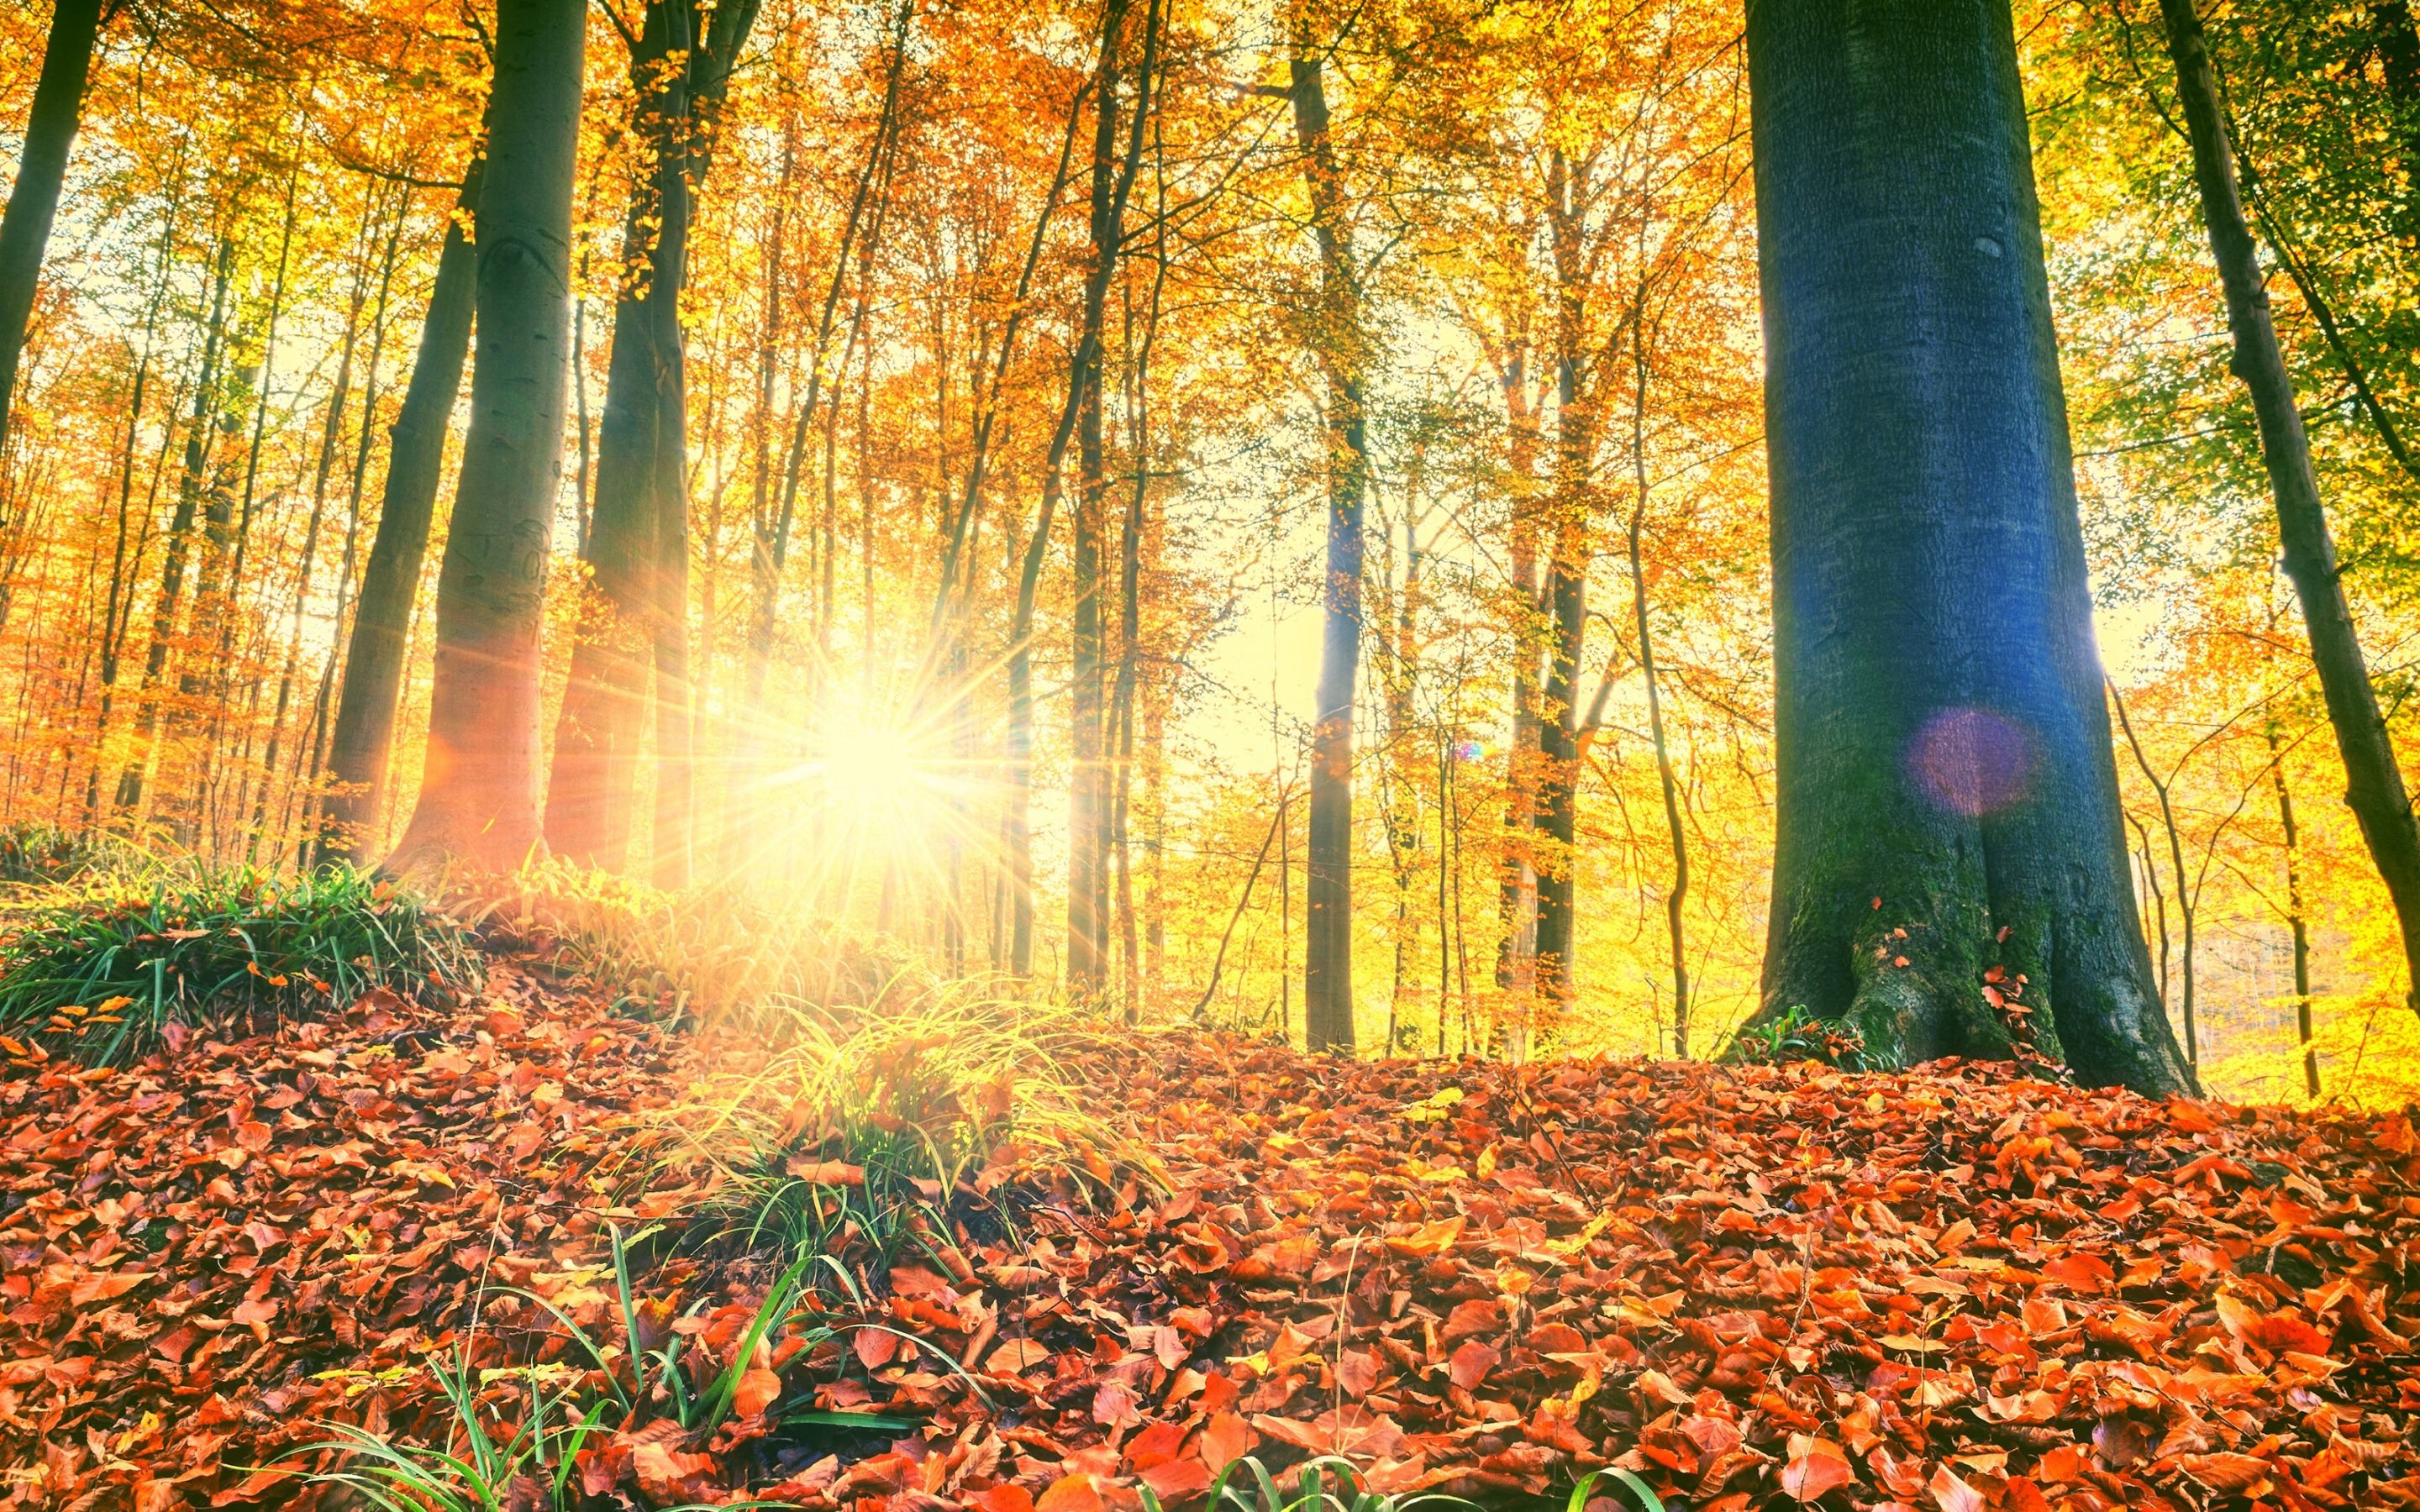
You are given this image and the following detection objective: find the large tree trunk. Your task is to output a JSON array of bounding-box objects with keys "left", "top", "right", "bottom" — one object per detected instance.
[
  {"left": 547, "top": 0, "right": 758, "bottom": 883},
  {"left": 1292, "top": 49, "right": 1367, "bottom": 1057},
  {"left": 389, "top": 0, "right": 584, "bottom": 874},
  {"left": 0, "top": 0, "right": 105, "bottom": 468},
  {"left": 1746, "top": 0, "right": 2193, "bottom": 1095},
  {"left": 2159, "top": 0, "right": 2420, "bottom": 1021},
  {"left": 318, "top": 162, "right": 484, "bottom": 865},
  {"left": 546, "top": 0, "right": 693, "bottom": 874}
]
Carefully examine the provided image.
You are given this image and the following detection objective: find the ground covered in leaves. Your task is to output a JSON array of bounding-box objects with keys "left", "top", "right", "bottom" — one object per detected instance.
[{"left": 3, "top": 954, "right": 2418, "bottom": 1512}]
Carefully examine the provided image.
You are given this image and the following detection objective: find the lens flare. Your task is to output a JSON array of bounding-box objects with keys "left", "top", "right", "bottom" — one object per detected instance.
[
  {"left": 1905, "top": 706, "right": 2033, "bottom": 817},
  {"left": 817, "top": 717, "right": 923, "bottom": 811}
]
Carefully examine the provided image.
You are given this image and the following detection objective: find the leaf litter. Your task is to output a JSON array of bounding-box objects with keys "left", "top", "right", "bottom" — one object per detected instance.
[{"left": 2, "top": 957, "right": 2417, "bottom": 1512}]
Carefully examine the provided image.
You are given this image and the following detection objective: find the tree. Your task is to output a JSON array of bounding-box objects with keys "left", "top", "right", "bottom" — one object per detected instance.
[
  {"left": 1292, "top": 40, "right": 1369, "bottom": 1057},
  {"left": 0, "top": 0, "right": 108, "bottom": 469},
  {"left": 318, "top": 154, "right": 483, "bottom": 864},
  {"left": 2154, "top": 0, "right": 2420, "bottom": 1022},
  {"left": 548, "top": 0, "right": 761, "bottom": 885},
  {"left": 388, "top": 0, "right": 585, "bottom": 873},
  {"left": 1745, "top": 0, "right": 2195, "bottom": 1095}
]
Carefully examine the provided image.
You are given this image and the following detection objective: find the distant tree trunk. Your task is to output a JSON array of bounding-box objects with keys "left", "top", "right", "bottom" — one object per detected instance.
[
  {"left": 0, "top": 0, "right": 105, "bottom": 469},
  {"left": 1746, "top": 0, "right": 2193, "bottom": 1095},
  {"left": 319, "top": 159, "right": 484, "bottom": 864},
  {"left": 2160, "top": 0, "right": 2420, "bottom": 1022},
  {"left": 1067, "top": 0, "right": 1134, "bottom": 995},
  {"left": 1627, "top": 317, "right": 1689, "bottom": 1058},
  {"left": 2265, "top": 719, "right": 2319, "bottom": 1098},
  {"left": 255, "top": 186, "right": 401, "bottom": 860},
  {"left": 115, "top": 233, "right": 234, "bottom": 822},
  {"left": 1530, "top": 148, "right": 1592, "bottom": 1039},
  {"left": 2111, "top": 683, "right": 2196, "bottom": 1066},
  {"left": 1494, "top": 351, "right": 1541, "bottom": 1021},
  {"left": 389, "top": 0, "right": 584, "bottom": 874},
  {"left": 1052, "top": 0, "right": 1158, "bottom": 993},
  {"left": 1292, "top": 47, "right": 1367, "bottom": 1058}
]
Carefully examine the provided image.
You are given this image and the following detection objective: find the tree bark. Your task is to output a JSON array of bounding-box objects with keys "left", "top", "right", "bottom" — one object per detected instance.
[
  {"left": 547, "top": 0, "right": 759, "bottom": 882},
  {"left": 0, "top": 0, "right": 105, "bottom": 468},
  {"left": 1292, "top": 48, "right": 1367, "bottom": 1057},
  {"left": 2265, "top": 719, "right": 2318, "bottom": 1098},
  {"left": 1493, "top": 349, "right": 1542, "bottom": 1019},
  {"left": 115, "top": 233, "right": 234, "bottom": 824},
  {"left": 1529, "top": 148, "right": 1591, "bottom": 1038},
  {"left": 1747, "top": 0, "right": 2193, "bottom": 1095},
  {"left": 1628, "top": 318, "right": 1689, "bottom": 1058},
  {"left": 1017, "top": 0, "right": 1155, "bottom": 986},
  {"left": 2159, "top": 0, "right": 2420, "bottom": 1021},
  {"left": 2112, "top": 681, "right": 2196, "bottom": 1065},
  {"left": 1067, "top": 0, "right": 1139, "bottom": 995},
  {"left": 389, "top": 0, "right": 584, "bottom": 874},
  {"left": 319, "top": 157, "right": 484, "bottom": 864}
]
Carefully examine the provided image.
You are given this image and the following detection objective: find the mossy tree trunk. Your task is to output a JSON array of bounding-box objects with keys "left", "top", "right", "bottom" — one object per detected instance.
[{"left": 1745, "top": 0, "right": 2196, "bottom": 1095}]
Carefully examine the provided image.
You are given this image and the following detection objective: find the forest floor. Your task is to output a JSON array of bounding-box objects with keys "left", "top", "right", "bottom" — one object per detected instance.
[{"left": 2, "top": 937, "right": 2417, "bottom": 1512}]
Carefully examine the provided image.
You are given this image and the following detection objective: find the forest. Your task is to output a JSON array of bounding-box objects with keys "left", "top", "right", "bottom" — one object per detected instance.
[{"left": 0, "top": 0, "right": 2418, "bottom": 1510}]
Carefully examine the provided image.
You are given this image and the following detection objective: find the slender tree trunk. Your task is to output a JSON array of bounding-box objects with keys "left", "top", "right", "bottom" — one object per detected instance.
[
  {"left": 1013, "top": 0, "right": 1156, "bottom": 985},
  {"left": 296, "top": 207, "right": 405, "bottom": 864},
  {"left": 116, "top": 233, "right": 234, "bottom": 822},
  {"left": 320, "top": 155, "right": 485, "bottom": 864},
  {"left": 256, "top": 187, "right": 397, "bottom": 858},
  {"left": 2111, "top": 684, "right": 2196, "bottom": 1066},
  {"left": 1386, "top": 513, "right": 1423, "bottom": 1055},
  {"left": 90, "top": 184, "right": 185, "bottom": 828},
  {"left": 1628, "top": 321, "right": 1689, "bottom": 1058},
  {"left": 1111, "top": 238, "right": 1163, "bottom": 1022},
  {"left": 1494, "top": 351, "right": 1541, "bottom": 1020},
  {"left": 1067, "top": 0, "right": 1135, "bottom": 996},
  {"left": 1747, "top": 0, "right": 2191, "bottom": 1094},
  {"left": 1291, "top": 47, "right": 1367, "bottom": 1057},
  {"left": 2160, "top": 0, "right": 2420, "bottom": 1020},
  {"left": 390, "top": 0, "right": 585, "bottom": 874},
  {"left": 2265, "top": 719, "right": 2319, "bottom": 1098},
  {"left": 1530, "top": 150, "right": 1591, "bottom": 1041},
  {"left": 0, "top": 0, "right": 105, "bottom": 468}
]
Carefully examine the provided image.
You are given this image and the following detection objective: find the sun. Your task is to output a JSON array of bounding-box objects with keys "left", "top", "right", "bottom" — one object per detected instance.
[{"left": 814, "top": 717, "right": 924, "bottom": 811}]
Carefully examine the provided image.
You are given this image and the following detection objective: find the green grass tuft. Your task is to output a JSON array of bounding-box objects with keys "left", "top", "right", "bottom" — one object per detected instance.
[
  {"left": 663, "top": 984, "right": 1151, "bottom": 1264},
  {"left": 0, "top": 863, "right": 481, "bottom": 1064},
  {"left": 1725, "top": 1004, "right": 1902, "bottom": 1074}
]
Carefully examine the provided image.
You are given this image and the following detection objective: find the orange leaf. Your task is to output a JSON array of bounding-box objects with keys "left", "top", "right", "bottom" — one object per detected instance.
[
  {"left": 733, "top": 1367, "right": 782, "bottom": 1419},
  {"left": 855, "top": 1326, "right": 901, "bottom": 1369},
  {"left": 1201, "top": 1412, "right": 1255, "bottom": 1473},
  {"left": 1384, "top": 1215, "right": 1465, "bottom": 1257},
  {"left": 1928, "top": 1463, "right": 1985, "bottom": 1512},
  {"left": 786, "top": 1157, "right": 866, "bottom": 1186},
  {"left": 1448, "top": 1340, "right": 1498, "bottom": 1390},
  {"left": 1780, "top": 1448, "right": 1852, "bottom": 1503},
  {"left": 1139, "top": 1458, "right": 1212, "bottom": 1503},
  {"left": 1036, "top": 1474, "right": 1102, "bottom": 1512}
]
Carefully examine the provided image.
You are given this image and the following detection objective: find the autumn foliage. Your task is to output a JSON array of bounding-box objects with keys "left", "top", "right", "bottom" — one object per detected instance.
[{"left": 3, "top": 945, "right": 2418, "bottom": 1512}]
